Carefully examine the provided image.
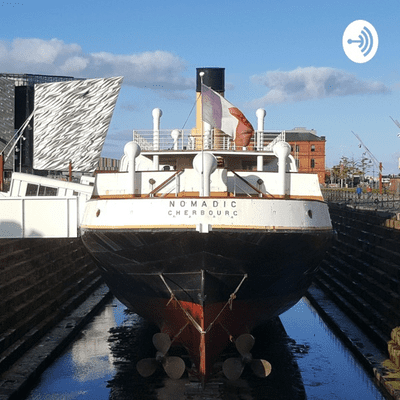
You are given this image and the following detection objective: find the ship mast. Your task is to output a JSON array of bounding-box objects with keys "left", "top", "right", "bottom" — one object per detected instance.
[{"left": 200, "top": 71, "right": 205, "bottom": 197}]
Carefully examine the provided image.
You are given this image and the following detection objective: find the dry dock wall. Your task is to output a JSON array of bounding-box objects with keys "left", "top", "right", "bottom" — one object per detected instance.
[
  {"left": 0, "top": 238, "right": 102, "bottom": 375},
  {"left": 1, "top": 203, "right": 400, "bottom": 397},
  {"left": 315, "top": 203, "right": 400, "bottom": 353}
]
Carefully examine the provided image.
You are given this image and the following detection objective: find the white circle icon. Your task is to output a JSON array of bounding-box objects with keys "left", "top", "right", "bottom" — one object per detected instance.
[{"left": 342, "top": 20, "right": 378, "bottom": 63}]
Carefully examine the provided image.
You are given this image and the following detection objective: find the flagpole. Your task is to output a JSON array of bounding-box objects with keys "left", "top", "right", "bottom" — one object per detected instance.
[
  {"left": 199, "top": 72, "right": 205, "bottom": 151},
  {"left": 199, "top": 71, "right": 205, "bottom": 197}
]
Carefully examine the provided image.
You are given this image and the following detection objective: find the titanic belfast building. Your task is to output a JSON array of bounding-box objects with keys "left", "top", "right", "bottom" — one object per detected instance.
[{"left": 0, "top": 73, "right": 77, "bottom": 173}]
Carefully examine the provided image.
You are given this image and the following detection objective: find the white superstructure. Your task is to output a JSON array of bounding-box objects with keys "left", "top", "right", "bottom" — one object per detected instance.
[{"left": 81, "top": 107, "right": 331, "bottom": 235}]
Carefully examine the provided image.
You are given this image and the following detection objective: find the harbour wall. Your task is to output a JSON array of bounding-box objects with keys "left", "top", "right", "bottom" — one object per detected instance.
[
  {"left": 315, "top": 203, "right": 400, "bottom": 353},
  {"left": 0, "top": 238, "right": 102, "bottom": 375}
]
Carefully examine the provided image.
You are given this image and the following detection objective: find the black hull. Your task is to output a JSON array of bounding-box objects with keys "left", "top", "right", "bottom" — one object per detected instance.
[
  {"left": 82, "top": 228, "right": 332, "bottom": 379},
  {"left": 81, "top": 229, "right": 332, "bottom": 322}
]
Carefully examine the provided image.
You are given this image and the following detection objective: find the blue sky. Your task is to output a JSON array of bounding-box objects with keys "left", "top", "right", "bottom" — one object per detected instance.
[{"left": 1, "top": 0, "right": 400, "bottom": 174}]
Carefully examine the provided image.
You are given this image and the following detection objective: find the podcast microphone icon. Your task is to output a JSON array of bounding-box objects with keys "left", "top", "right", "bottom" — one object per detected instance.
[
  {"left": 343, "top": 20, "right": 378, "bottom": 63},
  {"left": 347, "top": 26, "right": 374, "bottom": 57}
]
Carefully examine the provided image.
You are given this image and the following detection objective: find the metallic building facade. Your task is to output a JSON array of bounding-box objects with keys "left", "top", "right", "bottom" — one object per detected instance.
[
  {"left": 0, "top": 77, "right": 15, "bottom": 169},
  {"left": 0, "top": 73, "right": 77, "bottom": 172},
  {"left": 33, "top": 76, "right": 123, "bottom": 172},
  {"left": 0, "top": 73, "right": 76, "bottom": 88}
]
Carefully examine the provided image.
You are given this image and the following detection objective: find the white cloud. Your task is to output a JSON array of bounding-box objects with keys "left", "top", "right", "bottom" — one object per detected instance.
[
  {"left": 60, "top": 56, "right": 89, "bottom": 73},
  {"left": 9, "top": 38, "right": 81, "bottom": 65},
  {"left": 87, "top": 50, "right": 191, "bottom": 89},
  {"left": 0, "top": 38, "right": 193, "bottom": 90},
  {"left": 251, "top": 67, "right": 390, "bottom": 106}
]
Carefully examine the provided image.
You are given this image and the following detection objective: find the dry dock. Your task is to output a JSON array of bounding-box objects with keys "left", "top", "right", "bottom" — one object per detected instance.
[
  {"left": 314, "top": 203, "right": 400, "bottom": 399},
  {"left": 0, "top": 238, "right": 109, "bottom": 399},
  {"left": 0, "top": 201, "right": 400, "bottom": 398}
]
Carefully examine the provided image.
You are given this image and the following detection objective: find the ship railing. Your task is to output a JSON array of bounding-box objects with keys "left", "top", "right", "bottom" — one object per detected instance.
[
  {"left": 263, "top": 131, "right": 286, "bottom": 151},
  {"left": 132, "top": 130, "right": 286, "bottom": 152},
  {"left": 233, "top": 179, "right": 253, "bottom": 198},
  {"left": 229, "top": 170, "right": 274, "bottom": 198},
  {"left": 148, "top": 169, "right": 184, "bottom": 198}
]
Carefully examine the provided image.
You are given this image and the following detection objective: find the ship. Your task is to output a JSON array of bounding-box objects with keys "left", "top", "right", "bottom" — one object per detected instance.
[{"left": 79, "top": 68, "right": 333, "bottom": 383}]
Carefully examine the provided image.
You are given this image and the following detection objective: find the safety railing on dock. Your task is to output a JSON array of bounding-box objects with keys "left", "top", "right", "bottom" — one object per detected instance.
[{"left": 322, "top": 189, "right": 400, "bottom": 212}]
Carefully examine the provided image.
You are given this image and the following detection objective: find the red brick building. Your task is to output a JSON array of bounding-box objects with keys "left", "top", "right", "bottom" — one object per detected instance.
[{"left": 285, "top": 127, "right": 326, "bottom": 185}]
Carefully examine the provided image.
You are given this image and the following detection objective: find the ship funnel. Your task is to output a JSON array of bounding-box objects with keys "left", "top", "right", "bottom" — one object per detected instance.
[
  {"left": 124, "top": 141, "right": 141, "bottom": 195},
  {"left": 193, "top": 152, "right": 218, "bottom": 197},
  {"left": 196, "top": 67, "right": 225, "bottom": 94}
]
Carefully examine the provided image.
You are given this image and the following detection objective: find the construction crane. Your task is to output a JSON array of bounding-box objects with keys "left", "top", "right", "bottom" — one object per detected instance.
[
  {"left": 351, "top": 131, "right": 383, "bottom": 192},
  {"left": 389, "top": 116, "right": 400, "bottom": 138},
  {"left": 351, "top": 131, "right": 380, "bottom": 169}
]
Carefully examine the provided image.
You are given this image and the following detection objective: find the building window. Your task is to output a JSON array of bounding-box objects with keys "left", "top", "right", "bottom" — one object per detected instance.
[
  {"left": 295, "top": 145, "right": 300, "bottom": 152},
  {"left": 38, "top": 186, "right": 58, "bottom": 196},
  {"left": 311, "top": 159, "right": 315, "bottom": 168},
  {"left": 296, "top": 159, "right": 300, "bottom": 169},
  {"left": 26, "top": 183, "right": 39, "bottom": 196},
  {"left": 311, "top": 145, "right": 315, "bottom": 152}
]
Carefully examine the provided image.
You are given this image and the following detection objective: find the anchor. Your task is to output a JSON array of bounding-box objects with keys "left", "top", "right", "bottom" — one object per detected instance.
[
  {"left": 223, "top": 334, "right": 272, "bottom": 381},
  {"left": 136, "top": 332, "right": 185, "bottom": 380}
]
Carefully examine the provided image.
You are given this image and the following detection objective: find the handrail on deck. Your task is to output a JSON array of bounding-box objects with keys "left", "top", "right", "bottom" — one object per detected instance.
[
  {"left": 147, "top": 169, "right": 184, "bottom": 197},
  {"left": 132, "top": 129, "right": 286, "bottom": 153},
  {"left": 229, "top": 170, "right": 273, "bottom": 198}
]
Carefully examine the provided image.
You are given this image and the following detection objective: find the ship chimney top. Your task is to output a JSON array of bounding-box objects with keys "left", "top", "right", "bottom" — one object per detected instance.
[{"left": 196, "top": 67, "right": 225, "bottom": 94}]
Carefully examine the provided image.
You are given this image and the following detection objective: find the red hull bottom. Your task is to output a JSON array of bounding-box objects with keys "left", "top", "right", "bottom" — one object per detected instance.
[{"left": 129, "top": 290, "right": 303, "bottom": 382}]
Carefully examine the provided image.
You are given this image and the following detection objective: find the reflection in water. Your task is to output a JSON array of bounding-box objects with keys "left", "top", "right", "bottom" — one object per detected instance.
[
  {"left": 26, "top": 299, "right": 125, "bottom": 400},
  {"left": 281, "top": 298, "right": 387, "bottom": 400},
  {"left": 26, "top": 296, "right": 387, "bottom": 400},
  {"left": 107, "top": 314, "right": 307, "bottom": 400},
  {"left": 71, "top": 305, "right": 116, "bottom": 382}
]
